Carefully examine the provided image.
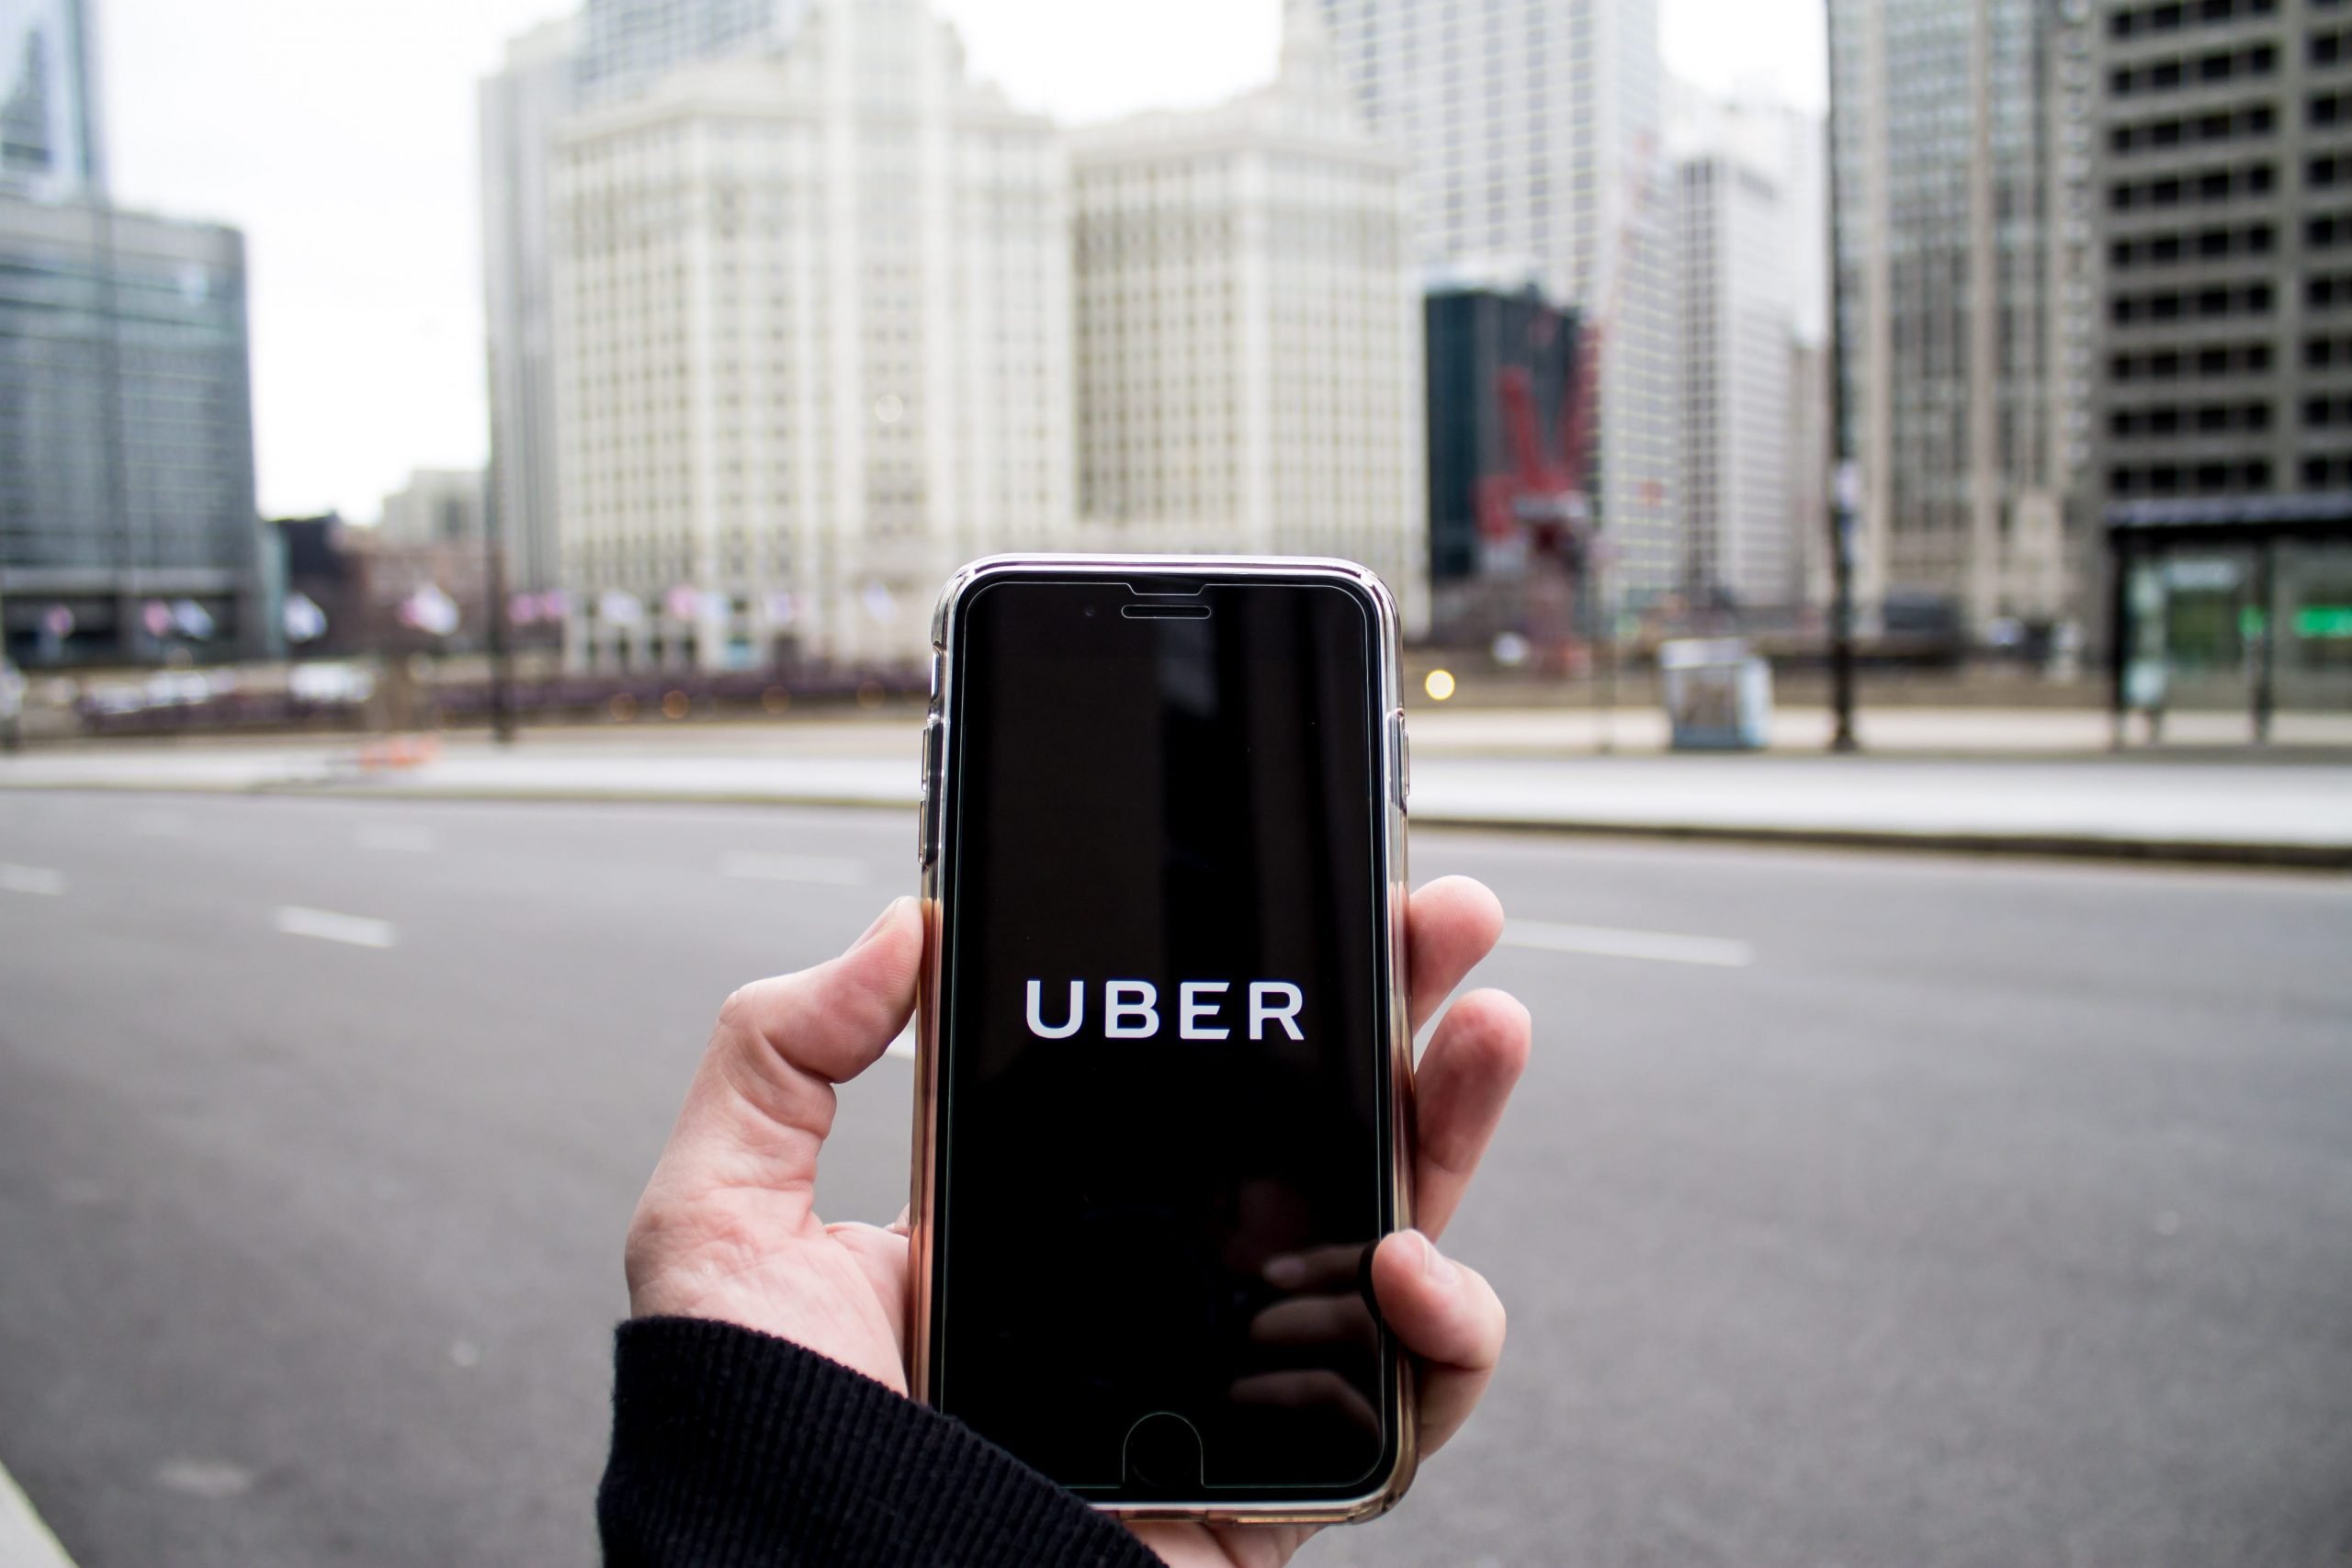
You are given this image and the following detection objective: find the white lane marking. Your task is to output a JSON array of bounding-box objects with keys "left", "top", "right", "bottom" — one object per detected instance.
[
  {"left": 0, "top": 1456, "right": 79, "bottom": 1567},
  {"left": 153, "top": 1458, "right": 254, "bottom": 1499},
  {"left": 1503, "top": 919, "right": 1755, "bottom": 969},
  {"left": 274, "top": 906, "right": 398, "bottom": 949},
  {"left": 355, "top": 823, "right": 437, "bottom": 852},
  {"left": 720, "top": 851, "right": 870, "bottom": 886},
  {"left": 0, "top": 863, "right": 65, "bottom": 897},
  {"left": 884, "top": 1025, "right": 917, "bottom": 1062}
]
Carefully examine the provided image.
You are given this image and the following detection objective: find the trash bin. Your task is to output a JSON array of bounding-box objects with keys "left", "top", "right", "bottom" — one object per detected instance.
[
  {"left": 1658, "top": 637, "right": 1772, "bottom": 751},
  {"left": 0, "top": 660, "right": 23, "bottom": 751}
]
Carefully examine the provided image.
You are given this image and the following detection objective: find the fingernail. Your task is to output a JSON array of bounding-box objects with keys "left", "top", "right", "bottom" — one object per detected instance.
[
  {"left": 851, "top": 897, "right": 905, "bottom": 951},
  {"left": 1264, "top": 1254, "right": 1308, "bottom": 1290},
  {"left": 1417, "top": 1231, "right": 1456, "bottom": 1286}
]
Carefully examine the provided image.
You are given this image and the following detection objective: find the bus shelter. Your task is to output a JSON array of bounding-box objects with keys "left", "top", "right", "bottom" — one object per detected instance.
[{"left": 2107, "top": 495, "right": 2352, "bottom": 745}]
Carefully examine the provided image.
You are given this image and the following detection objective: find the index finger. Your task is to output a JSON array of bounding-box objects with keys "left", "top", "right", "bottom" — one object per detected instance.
[{"left": 1407, "top": 875, "right": 1506, "bottom": 1035}]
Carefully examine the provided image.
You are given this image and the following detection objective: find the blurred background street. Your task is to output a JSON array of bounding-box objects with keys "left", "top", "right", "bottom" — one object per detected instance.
[
  {"left": 2, "top": 790, "right": 2348, "bottom": 1567},
  {"left": 8, "top": 0, "right": 2352, "bottom": 1556}
]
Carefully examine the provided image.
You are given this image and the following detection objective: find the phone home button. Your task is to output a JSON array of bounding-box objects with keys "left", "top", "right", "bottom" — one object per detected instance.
[{"left": 1121, "top": 1412, "right": 1205, "bottom": 1493}]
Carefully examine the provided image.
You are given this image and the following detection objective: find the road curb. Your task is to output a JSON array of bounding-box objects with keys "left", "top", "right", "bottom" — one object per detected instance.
[
  {"left": 0, "top": 1461, "right": 75, "bottom": 1568},
  {"left": 4, "top": 776, "right": 2347, "bottom": 871},
  {"left": 1406, "top": 813, "right": 2352, "bottom": 872}
]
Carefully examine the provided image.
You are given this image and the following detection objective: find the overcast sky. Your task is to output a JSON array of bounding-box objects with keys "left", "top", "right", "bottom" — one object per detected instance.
[{"left": 96, "top": 0, "right": 1825, "bottom": 522}]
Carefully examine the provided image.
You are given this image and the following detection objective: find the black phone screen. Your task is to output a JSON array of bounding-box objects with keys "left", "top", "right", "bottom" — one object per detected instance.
[{"left": 933, "top": 572, "right": 1398, "bottom": 1503}]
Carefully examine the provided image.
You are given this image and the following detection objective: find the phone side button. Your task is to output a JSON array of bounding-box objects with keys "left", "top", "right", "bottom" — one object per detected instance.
[
  {"left": 918, "top": 718, "right": 939, "bottom": 863},
  {"left": 1387, "top": 710, "right": 1409, "bottom": 810}
]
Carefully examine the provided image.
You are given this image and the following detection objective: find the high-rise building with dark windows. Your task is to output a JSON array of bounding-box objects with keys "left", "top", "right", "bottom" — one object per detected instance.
[
  {"left": 2093, "top": 0, "right": 2352, "bottom": 506},
  {"left": 1422, "top": 282, "right": 1577, "bottom": 590},
  {"left": 1, "top": 0, "right": 264, "bottom": 665},
  {"left": 2088, "top": 0, "right": 2352, "bottom": 724},
  {"left": 0, "top": 198, "right": 264, "bottom": 662}
]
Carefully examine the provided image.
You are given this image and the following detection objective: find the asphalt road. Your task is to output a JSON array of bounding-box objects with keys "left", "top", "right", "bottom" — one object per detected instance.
[{"left": 0, "top": 792, "right": 2347, "bottom": 1568}]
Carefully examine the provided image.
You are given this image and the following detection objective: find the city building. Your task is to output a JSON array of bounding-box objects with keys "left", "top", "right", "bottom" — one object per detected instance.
[
  {"left": 1828, "top": 0, "right": 2092, "bottom": 638},
  {"left": 1666, "top": 85, "right": 1828, "bottom": 618},
  {"left": 550, "top": 0, "right": 1073, "bottom": 670},
  {"left": 1421, "top": 276, "right": 1577, "bottom": 638},
  {"left": 1318, "top": 0, "right": 1680, "bottom": 606},
  {"left": 2090, "top": 0, "right": 2352, "bottom": 721},
  {"left": 488, "top": 1, "right": 816, "bottom": 603},
  {"left": 0, "top": 196, "right": 264, "bottom": 663},
  {"left": 574, "top": 0, "right": 807, "bottom": 106},
  {"left": 1, "top": 0, "right": 104, "bottom": 201},
  {"left": 481, "top": 16, "right": 576, "bottom": 595},
  {"left": 378, "top": 467, "right": 488, "bottom": 549},
  {"left": 1069, "top": 6, "right": 1428, "bottom": 630},
  {"left": 1674, "top": 151, "right": 1795, "bottom": 613}
]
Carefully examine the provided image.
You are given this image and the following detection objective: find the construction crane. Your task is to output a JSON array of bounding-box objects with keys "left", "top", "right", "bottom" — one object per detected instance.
[{"left": 1473, "top": 134, "right": 1658, "bottom": 674}]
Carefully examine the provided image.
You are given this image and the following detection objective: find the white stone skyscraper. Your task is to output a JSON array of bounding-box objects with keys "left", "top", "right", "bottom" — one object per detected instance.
[
  {"left": 1673, "top": 150, "right": 1792, "bottom": 613},
  {"left": 485, "top": 0, "right": 820, "bottom": 604},
  {"left": 1668, "top": 83, "right": 1829, "bottom": 615},
  {"left": 0, "top": 0, "right": 103, "bottom": 200},
  {"left": 479, "top": 16, "right": 576, "bottom": 596},
  {"left": 550, "top": 0, "right": 1072, "bottom": 669},
  {"left": 1317, "top": 0, "right": 1679, "bottom": 604},
  {"left": 1069, "top": 6, "right": 1428, "bottom": 631}
]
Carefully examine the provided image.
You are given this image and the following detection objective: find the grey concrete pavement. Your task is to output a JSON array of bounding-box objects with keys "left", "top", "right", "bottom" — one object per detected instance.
[
  {"left": 4, "top": 716, "right": 2350, "bottom": 865},
  {"left": 1, "top": 793, "right": 2347, "bottom": 1567}
]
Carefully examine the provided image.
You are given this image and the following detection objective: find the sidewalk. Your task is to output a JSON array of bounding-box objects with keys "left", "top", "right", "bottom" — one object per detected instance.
[{"left": 3, "top": 710, "right": 2347, "bottom": 867}]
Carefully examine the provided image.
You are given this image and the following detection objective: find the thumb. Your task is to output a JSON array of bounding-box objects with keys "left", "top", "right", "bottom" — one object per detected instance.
[{"left": 661, "top": 897, "right": 923, "bottom": 1200}]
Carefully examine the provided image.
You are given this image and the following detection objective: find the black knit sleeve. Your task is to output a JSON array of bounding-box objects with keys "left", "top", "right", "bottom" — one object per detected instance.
[{"left": 599, "top": 1316, "right": 1168, "bottom": 1568}]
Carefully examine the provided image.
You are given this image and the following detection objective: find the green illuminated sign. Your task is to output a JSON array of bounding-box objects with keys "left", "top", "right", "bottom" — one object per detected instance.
[{"left": 2297, "top": 605, "right": 2352, "bottom": 639}]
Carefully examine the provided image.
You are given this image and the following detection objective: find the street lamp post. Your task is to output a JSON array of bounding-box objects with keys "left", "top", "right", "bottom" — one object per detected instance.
[
  {"left": 484, "top": 475, "right": 516, "bottom": 747},
  {"left": 1824, "top": 0, "right": 1861, "bottom": 753}
]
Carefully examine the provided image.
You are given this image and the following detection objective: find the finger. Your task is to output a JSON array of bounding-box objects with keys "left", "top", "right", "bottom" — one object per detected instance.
[
  {"left": 1407, "top": 876, "right": 1505, "bottom": 1035},
  {"left": 1412, "top": 988, "right": 1531, "bottom": 1239},
  {"left": 1370, "top": 1231, "right": 1505, "bottom": 1461},
  {"left": 660, "top": 897, "right": 922, "bottom": 1201},
  {"left": 1129, "top": 1519, "right": 1317, "bottom": 1568}
]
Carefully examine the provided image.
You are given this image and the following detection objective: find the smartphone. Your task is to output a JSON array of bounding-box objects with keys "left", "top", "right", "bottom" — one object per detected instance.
[{"left": 910, "top": 556, "right": 1416, "bottom": 1524}]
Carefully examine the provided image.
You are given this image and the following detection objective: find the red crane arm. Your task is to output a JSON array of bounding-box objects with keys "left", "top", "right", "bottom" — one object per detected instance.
[{"left": 1497, "top": 367, "right": 1550, "bottom": 491}]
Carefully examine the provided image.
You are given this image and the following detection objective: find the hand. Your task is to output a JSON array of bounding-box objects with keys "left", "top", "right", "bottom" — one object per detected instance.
[{"left": 623, "top": 878, "right": 1531, "bottom": 1568}]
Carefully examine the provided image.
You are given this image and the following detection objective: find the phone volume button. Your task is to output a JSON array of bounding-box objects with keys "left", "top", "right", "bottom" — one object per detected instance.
[
  {"left": 917, "top": 719, "right": 934, "bottom": 863},
  {"left": 918, "top": 717, "right": 943, "bottom": 865},
  {"left": 1388, "top": 710, "right": 1409, "bottom": 810}
]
